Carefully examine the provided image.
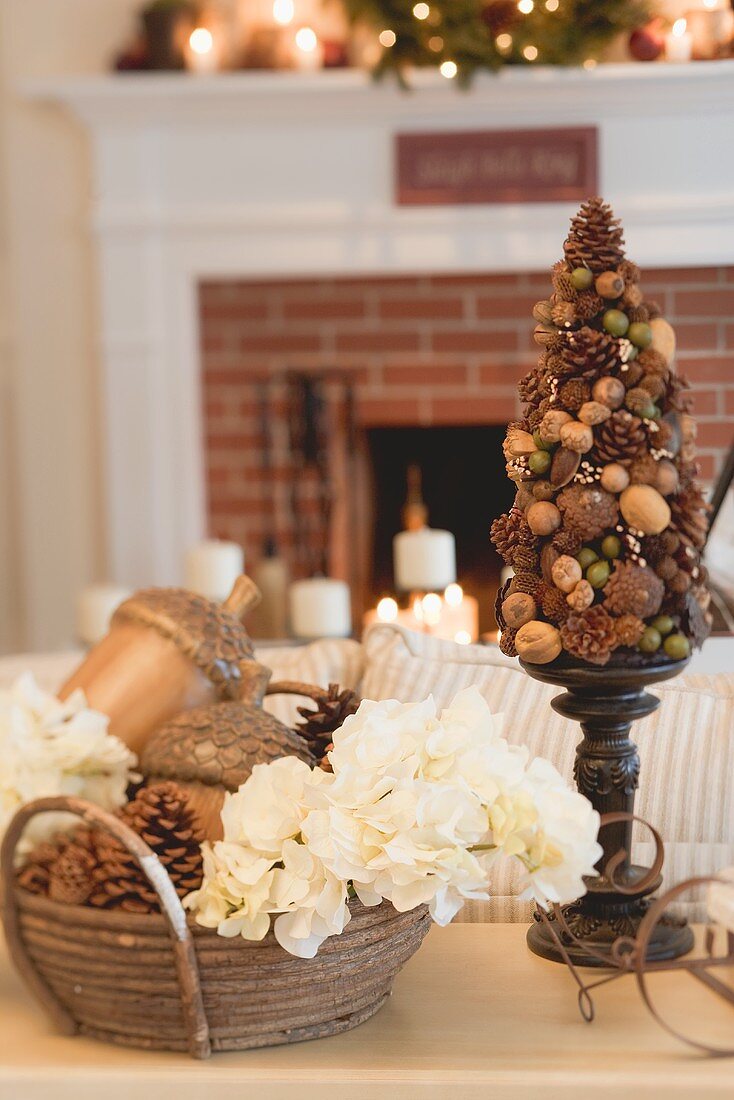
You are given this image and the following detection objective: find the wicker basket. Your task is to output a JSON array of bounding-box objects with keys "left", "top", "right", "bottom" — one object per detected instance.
[{"left": 1, "top": 797, "right": 432, "bottom": 1058}]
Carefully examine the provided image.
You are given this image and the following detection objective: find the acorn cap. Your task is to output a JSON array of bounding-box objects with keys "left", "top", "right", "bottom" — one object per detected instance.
[
  {"left": 140, "top": 700, "right": 315, "bottom": 791},
  {"left": 112, "top": 575, "right": 267, "bottom": 702}
]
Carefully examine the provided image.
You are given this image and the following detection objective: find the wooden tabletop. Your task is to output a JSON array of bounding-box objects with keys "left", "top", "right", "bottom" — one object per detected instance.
[{"left": 1, "top": 922, "right": 732, "bottom": 1098}]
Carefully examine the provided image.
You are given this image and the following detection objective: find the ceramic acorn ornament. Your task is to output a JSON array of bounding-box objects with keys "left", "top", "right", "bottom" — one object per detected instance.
[{"left": 59, "top": 575, "right": 266, "bottom": 755}]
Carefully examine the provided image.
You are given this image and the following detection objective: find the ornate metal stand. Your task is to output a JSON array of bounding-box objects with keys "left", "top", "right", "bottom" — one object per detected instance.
[{"left": 521, "top": 657, "right": 694, "bottom": 967}]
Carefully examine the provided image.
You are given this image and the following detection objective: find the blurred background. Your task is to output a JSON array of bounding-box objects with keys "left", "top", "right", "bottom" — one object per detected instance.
[{"left": 0, "top": 0, "right": 732, "bottom": 654}]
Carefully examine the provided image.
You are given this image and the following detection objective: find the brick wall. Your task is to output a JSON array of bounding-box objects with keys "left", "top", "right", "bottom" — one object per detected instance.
[{"left": 201, "top": 267, "right": 734, "bottom": 581}]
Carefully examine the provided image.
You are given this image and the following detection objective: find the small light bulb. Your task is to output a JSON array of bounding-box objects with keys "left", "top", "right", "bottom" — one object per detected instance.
[
  {"left": 440, "top": 59, "right": 458, "bottom": 78},
  {"left": 496, "top": 32, "right": 513, "bottom": 51},
  {"left": 272, "top": 0, "right": 295, "bottom": 26},
  {"left": 413, "top": 2, "right": 430, "bottom": 19},
  {"left": 295, "top": 26, "right": 318, "bottom": 52},
  {"left": 583, "top": 57, "right": 597, "bottom": 69},
  {"left": 523, "top": 44, "right": 538, "bottom": 60},
  {"left": 672, "top": 18, "right": 687, "bottom": 37},
  {"left": 377, "top": 597, "right": 398, "bottom": 623},
  {"left": 379, "top": 28, "right": 396, "bottom": 48},
  {"left": 189, "top": 27, "right": 214, "bottom": 55},
  {"left": 454, "top": 630, "right": 471, "bottom": 646},
  {"left": 517, "top": 0, "right": 534, "bottom": 13},
  {"left": 422, "top": 592, "right": 443, "bottom": 625},
  {"left": 444, "top": 583, "right": 463, "bottom": 607},
  {"left": 545, "top": 0, "right": 559, "bottom": 10},
  {"left": 428, "top": 35, "right": 444, "bottom": 52}
]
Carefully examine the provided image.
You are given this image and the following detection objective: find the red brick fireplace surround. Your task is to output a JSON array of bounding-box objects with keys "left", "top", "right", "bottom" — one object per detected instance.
[{"left": 202, "top": 266, "right": 733, "bottom": 579}]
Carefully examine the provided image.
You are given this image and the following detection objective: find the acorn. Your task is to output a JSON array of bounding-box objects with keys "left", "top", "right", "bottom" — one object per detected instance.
[{"left": 595, "top": 271, "right": 625, "bottom": 299}]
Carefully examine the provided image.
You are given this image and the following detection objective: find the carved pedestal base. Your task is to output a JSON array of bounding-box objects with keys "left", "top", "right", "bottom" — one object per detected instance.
[{"left": 520, "top": 656, "right": 693, "bottom": 968}]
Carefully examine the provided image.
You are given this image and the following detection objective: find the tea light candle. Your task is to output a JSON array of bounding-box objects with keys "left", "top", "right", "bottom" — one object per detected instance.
[
  {"left": 184, "top": 540, "right": 244, "bottom": 603},
  {"left": 393, "top": 528, "right": 456, "bottom": 593},
  {"left": 289, "top": 577, "right": 352, "bottom": 639},
  {"left": 665, "top": 18, "right": 693, "bottom": 61},
  {"left": 77, "top": 583, "right": 132, "bottom": 648},
  {"left": 292, "top": 25, "right": 324, "bottom": 70}
]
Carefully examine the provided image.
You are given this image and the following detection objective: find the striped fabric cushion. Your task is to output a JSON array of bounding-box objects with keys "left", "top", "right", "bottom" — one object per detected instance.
[
  {"left": 0, "top": 640, "right": 365, "bottom": 730},
  {"left": 362, "top": 624, "right": 734, "bottom": 923}
]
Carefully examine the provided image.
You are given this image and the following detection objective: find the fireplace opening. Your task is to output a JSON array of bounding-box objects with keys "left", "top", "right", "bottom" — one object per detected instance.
[{"left": 366, "top": 425, "right": 514, "bottom": 635}]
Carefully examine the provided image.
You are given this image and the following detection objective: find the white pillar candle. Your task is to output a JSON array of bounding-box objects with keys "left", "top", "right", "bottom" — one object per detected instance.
[
  {"left": 77, "top": 583, "right": 132, "bottom": 648},
  {"left": 393, "top": 528, "right": 456, "bottom": 593},
  {"left": 289, "top": 577, "right": 352, "bottom": 639},
  {"left": 184, "top": 540, "right": 244, "bottom": 603},
  {"left": 665, "top": 18, "right": 693, "bottom": 61}
]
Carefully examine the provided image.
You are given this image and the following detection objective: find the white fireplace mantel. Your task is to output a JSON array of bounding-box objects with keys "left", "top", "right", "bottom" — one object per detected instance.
[{"left": 25, "top": 64, "right": 734, "bottom": 589}]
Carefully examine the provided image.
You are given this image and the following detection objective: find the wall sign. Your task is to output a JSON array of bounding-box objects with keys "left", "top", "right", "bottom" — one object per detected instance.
[{"left": 396, "top": 126, "right": 598, "bottom": 206}]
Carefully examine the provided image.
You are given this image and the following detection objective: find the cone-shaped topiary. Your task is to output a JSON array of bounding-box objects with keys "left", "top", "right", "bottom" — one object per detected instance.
[{"left": 491, "top": 198, "right": 712, "bottom": 666}]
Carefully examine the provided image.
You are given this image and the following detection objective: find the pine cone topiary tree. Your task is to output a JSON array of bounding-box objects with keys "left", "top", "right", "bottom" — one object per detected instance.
[{"left": 493, "top": 197, "right": 712, "bottom": 667}]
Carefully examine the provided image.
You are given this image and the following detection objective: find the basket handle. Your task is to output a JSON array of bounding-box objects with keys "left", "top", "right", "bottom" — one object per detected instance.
[
  {"left": 265, "top": 679, "right": 332, "bottom": 703},
  {"left": 0, "top": 796, "right": 211, "bottom": 1059}
]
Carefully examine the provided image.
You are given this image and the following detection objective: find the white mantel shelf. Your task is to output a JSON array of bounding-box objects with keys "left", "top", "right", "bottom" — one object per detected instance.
[{"left": 22, "top": 62, "right": 734, "bottom": 591}]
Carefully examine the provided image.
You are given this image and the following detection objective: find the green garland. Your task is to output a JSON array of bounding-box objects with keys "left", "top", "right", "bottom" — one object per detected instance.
[{"left": 342, "top": 0, "right": 652, "bottom": 85}]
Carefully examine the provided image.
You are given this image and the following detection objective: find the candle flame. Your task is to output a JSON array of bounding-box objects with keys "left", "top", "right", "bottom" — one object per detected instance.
[
  {"left": 189, "top": 27, "right": 213, "bottom": 55},
  {"left": 444, "top": 582, "right": 463, "bottom": 607},
  {"left": 295, "top": 26, "right": 318, "bottom": 52},
  {"left": 376, "top": 597, "right": 398, "bottom": 623},
  {"left": 454, "top": 630, "right": 471, "bottom": 646},
  {"left": 272, "top": 0, "right": 295, "bottom": 25},
  {"left": 672, "top": 18, "right": 687, "bottom": 37}
]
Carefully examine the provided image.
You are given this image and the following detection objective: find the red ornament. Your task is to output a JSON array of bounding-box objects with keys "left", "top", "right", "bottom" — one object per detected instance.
[
  {"left": 481, "top": 1, "right": 520, "bottom": 36},
  {"left": 628, "top": 21, "right": 665, "bottom": 62},
  {"left": 322, "top": 39, "right": 349, "bottom": 69}
]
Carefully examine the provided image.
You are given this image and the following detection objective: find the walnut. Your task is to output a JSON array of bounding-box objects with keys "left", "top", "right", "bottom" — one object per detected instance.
[
  {"left": 551, "top": 554, "right": 583, "bottom": 594},
  {"left": 527, "top": 501, "right": 562, "bottom": 536},
  {"left": 566, "top": 580, "right": 594, "bottom": 611},
  {"left": 515, "top": 621, "right": 562, "bottom": 664},
  {"left": 620, "top": 485, "right": 671, "bottom": 536},
  {"left": 501, "top": 592, "right": 537, "bottom": 630},
  {"left": 600, "top": 463, "right": 630, "bottom": 494},
  {"left": 578, "top": 401, "right": 611, "bottom": 427},
  {"left": 539, "top": 409, "right": 573, "bottom": 444},
  {"left": 560, "top": 420, "right": 594, "bottom": 454}
]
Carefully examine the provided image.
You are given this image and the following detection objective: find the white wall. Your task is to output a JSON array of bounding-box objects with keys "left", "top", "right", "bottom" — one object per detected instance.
[{"left": 0, "top": 0, "right": 139, "bottom": 651}]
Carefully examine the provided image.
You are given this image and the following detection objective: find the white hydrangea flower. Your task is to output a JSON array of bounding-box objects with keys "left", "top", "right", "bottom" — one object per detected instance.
[
  {"left": 0, "top": 673, "right": 137, "bottom": 855},
  {"left": 187, "top": 685, "right": 602, "bottom": 957}
]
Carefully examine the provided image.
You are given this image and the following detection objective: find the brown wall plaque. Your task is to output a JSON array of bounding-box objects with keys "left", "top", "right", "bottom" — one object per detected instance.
[{"left": 396, "top": 126, "right": 598, "bottom": 206}]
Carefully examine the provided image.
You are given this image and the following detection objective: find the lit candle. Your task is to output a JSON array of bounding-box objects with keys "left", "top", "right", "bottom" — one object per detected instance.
[
  {"left": 184, "top": 540, "right": 245, "bottom": 602},
  {"left": 289, "top": 577, "right": 352, "bottom": 639},
  {"left": 665, "top": 18, "right": 693, "bottom": 61},
  {"left": 393, "top": 528, "right": 456, "bottom": 593},
  {"left": 186, "top": 25, "right": 221, "bottom": 73},
  {"left": 77, "top": 583, "right": 132, "bottom": 648},
  {"left": 686, "top": 2, "right": 734, "bottom": 60},
  {"left": 292, "top": 25, "right": 324, "bottom": 70}
]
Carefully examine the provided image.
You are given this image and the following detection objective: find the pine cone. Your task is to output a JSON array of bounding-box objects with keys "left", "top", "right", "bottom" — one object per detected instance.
[
  {"left": 494, "top": 578, "right": 513, "bottom": 631},
  {"left": 560, "top": 605, "right": 619, "bottom": 666},
  {"left": 552, "top": 528, "right": 583, "bottom": 556},
  {"left": 638, "top": 348, "right": 669, "bottom": 377},
  {"left": 680, "top": 590, "right": 711, "bottom": 650},
  {"left": 16, "top": 834, "right": 73, "bottom": 896},
  {"left": 641, "top": 530, "right": 679, "bottom": 565},
  {"left": 655, "top": 555, "right": 678, "bottom": 582},
  {"left": 575, "top": 291, "right": 604, "bottom": 321},
  {"left": 518, "top": 367, "right": 545, "bottom": 405},
  {"left": 557, "top": 484, "right": 620, "bottom": 540},
  {"left": 625, "top": 387, "right": 654, "bottom": 417},
  {"left": 89, "top": 782, "right": 204, "bottom": 914},
  {"left": 295, "top": 683, "right": 360, "bottom": 764},
  {"left": 563, "top": 197, "right": 625, "bottom": 273},
  {"left": 510, "top": 571, "right": 545, "bottom": 600},
  {"left": 627, "top": 305, "right": 650, "bottom": 325},
  {"left": 552, "top": 300, "right": 578, "bottom": 328},
  {"left": 639, "top": 373, "right": 666, "bottom": 402},
  {"left": 499, "top": 629, "right": 518, "bottom": 658},
  {"left": 619, "top": 259, "right": 641, "bottom": 284},
  {"left": 614, "top": 614, "right": 645, "bottom": 648},
  {"left": 557, "top": 379, "right": 591, "bottom": 412},
  {"left": 603, "top": 561, "right": 664, "bottom": 619},
  {"left": 511, "top": 544, "right": 540, "bottom": 572},
  {"left": 491, "top": 508, "right": 537, "bottom": 563},
  {"left": 592, "top": 410, "right": 647, "bottom": 464},
  {"left": 551, "top": 270, "right": 579, "bottom": 301},
  {"left": 557, "top": 327, "right": 619, "bottom": 382},
  {"left": 628, "top": 454, "right": 659, "bottom": 485},
  {"left": 670, "top": 485, "right": 709, "bottom": 549},
  {"left": 48, "top": 836, "right": 97, "bottom": 906},
  {"left": 541, "top": 586, "right": 571, "bottom": 627}
]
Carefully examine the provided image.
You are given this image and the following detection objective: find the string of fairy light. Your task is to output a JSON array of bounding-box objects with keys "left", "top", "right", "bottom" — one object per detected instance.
[{"left": 377, "top": 0, "right": 594, "bottom": 78}]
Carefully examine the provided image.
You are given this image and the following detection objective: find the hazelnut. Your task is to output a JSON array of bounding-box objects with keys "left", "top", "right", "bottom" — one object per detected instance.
[
  {"left": 656, "top": 459, "right": 679, "bottom": 497},
  {"left": 620, "top": 485, "right": 671, "bottom": 536},
  {"left": 515, "top": 485, "right": 534, "bottom": 512},
  {"left": 566, "top": 579, "right": 594, "bottom": 611},
  {"left": 515, "top": 621, "right": 562, "bottom": 664},
  {"left": 502, "top": 592, "right": 537, "bottom": 630},
  {"left": 527, "top": 501, "right": 562, "bottom": 536},
  {"left": 538, "top": 409, "right": 573, "bottom": 444},
  {"left": 504, "top": 427, "right": 536, "bottom": 458},
  {"left": 600, "top": 462, "right": 630, "bottom": 494},
  {"left": 532, "top": 480, "right": 555, "bottom": 502},
  {"left": 534, "top": 324, "right": 556, "bottom": 346},
  {"left": 578, "top": 401, "right": 611, "bottom": 427},
  {"left": 559, "top": 421, "right": 594, "bottom": 455},
  {"left": 551, "top": 554, "right": 583, "bottom": 593},
  {"left": 592, "top": 376, "right": 625, "bottom": 410},
  {"left": 649, "top": 317, "right": 676, "bottom": 364},
  {"left": 595, "top": 271, "right": 625, "bottom": 299}
]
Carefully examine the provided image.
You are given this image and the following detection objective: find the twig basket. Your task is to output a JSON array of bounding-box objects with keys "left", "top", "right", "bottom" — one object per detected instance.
[{"left": 1, "top": 797, "right": 431, "bottom": 1059}]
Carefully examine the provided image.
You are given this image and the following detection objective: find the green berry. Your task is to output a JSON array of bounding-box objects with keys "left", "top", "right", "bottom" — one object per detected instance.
[
  {"left": 601, "top": 535, "right": 622, "bottom": 560},
  {"left": 571, "top": 266, "right": 594, "bottom": 291},
  {"left": 628, "top": 321, "right": 653, "bottom": 349},
  {"left": 528, "top": 450, "right": 551, "bottom": 475},
  {"left": 586, "top": 560, "right": 610, "bottom": 589},
  {"left": 639, "top": 626, "right": 662, "bottom": 654},
  {"left": 603, "top": 309, "right": 629, "bottom": 337},
  {"left": 649, "top": 404, "right": 661, "bottom": 420},
  {"left": 663, "top": 633, "right": 691, "bottom": 660},
  {"left": 651, "top": 615, "right": 674, "bottom": 637},
  {"left": 576, "top": 547, "right": 599, "bottom": 570},
  {"left": 639, "top": 402, "right": 658, "bottom": 421},
  {"left": 532, "top": 430, "right": 553, "bottom": 451}
]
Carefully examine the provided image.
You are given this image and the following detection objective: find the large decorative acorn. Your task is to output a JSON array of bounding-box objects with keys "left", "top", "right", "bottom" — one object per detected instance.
[
  {"left": 59, "top": 576, "right": 266, "bottom": 756},
  {"left": 140, "top": 700, "right": 316, "bottom": 839}
]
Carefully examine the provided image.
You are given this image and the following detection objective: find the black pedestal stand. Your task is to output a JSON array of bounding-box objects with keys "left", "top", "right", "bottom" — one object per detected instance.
[{"left": 521, "top": 657, "right": 694, "bottom": 967}]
